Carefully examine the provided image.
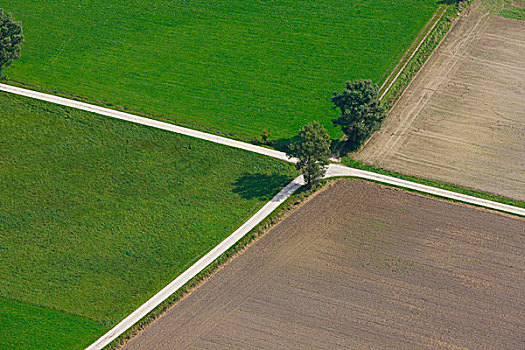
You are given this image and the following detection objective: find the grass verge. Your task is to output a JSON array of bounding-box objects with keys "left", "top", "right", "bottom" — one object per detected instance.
[
  {"left": 483, "top": 0, "right": 525, "bottom": 19},
  {"left": 107, "top": 165, "right": 524, "bottom": 349},
  {"left": 106, "top": 179, "right": 331, "bottom": 349},
  {"left": 335, "top": 2, "right": 463, "bottom": 155},
  {"left": 500, "top": 0, "right": 525, "bottom": 20},
  {"left": 341, "top": 158, "right": 525, "bottom": 210},
  {"left": 378, "top": 4, "right": 448, "bottom": 99},
  {"left": 380, "top": 1, "right": 470, "bottom": 108}
]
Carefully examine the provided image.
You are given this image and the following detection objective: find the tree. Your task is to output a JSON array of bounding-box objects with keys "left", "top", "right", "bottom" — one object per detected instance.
[
  {"left": 260, "top": 128, "right": 271, "bottom": 145},
  {"left": 287, "top": 121, "right": 331, "bottom": 188},
  {"left": 332, "top": 79, "right": 386, "bottom": 148},
  {"left": 0, "top": 9, "right": 24, "bottom": 77}
]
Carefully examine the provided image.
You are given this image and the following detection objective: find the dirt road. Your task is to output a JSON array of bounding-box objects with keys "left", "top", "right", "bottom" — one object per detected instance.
[
  {"left": 358, "top": 3, "right": 525, "bottom": 201},
  {"left": 124, "top": 180, "right": 525, "bottom": 350}
]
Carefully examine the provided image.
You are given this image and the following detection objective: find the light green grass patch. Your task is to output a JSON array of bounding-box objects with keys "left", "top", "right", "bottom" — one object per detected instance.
[
  {"left": 0, "top": 92, "right": 296, "bottom": 347},
  {"left": 482, "top": 0, "right": 525, "bottom": 19},
  {"left": 500, "top": 0, "right": 525, "bottom": 20},
  {"left": 4, "top": 0, "right": 438, "bottom": 142}
]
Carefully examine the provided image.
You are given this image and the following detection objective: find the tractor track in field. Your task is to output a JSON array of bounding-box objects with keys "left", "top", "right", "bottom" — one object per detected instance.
[
  {"left": 123, "top": 180, "right": 525, "bottom": 350},
  {"left": 357, "top": 2, "right": 525, "bottom": 201},
  {"left": 2, "top": 7, "right": 524, "bottom": 346}
]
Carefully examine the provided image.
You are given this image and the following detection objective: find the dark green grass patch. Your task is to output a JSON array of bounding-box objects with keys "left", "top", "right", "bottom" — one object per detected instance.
[
  {"left": 0, "top": 297, "right": 105, "bottom": 350},
  {"left": 4, "top": 0, "right": 438, "bottom": 142},
  {"left": 0, "top": 92, "right": 296, "bottom": 347}
]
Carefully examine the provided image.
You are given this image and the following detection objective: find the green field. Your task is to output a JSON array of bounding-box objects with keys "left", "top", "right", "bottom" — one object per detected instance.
[
  {"left": 484, "top": 0, "right": 525, "bottom": 19},
  {"left": 501, "top": 0, "right": 525, "bottom": 20},
  {"left": 0, "top": 92, "right": 296, "bottom": 349},
  {"left": 4, "top": 0, "right": 438, "bottom": 142},
  {"left": 0, "top": 297, "right": 105, "bottom": 350}
]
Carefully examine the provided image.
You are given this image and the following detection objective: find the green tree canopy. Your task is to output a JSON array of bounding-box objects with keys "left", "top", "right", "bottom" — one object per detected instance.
[
  {"left": 287, "top": 121, "right": 331, "bottom": 188},
  {"left": 0, "top": 9, "right": 24, "bottom": 76},
  {"left": 332, "top": 79, "right": 386, "bottom": 148},
  {"left": 260, "top": 128, "right": 271, "bottom": 145}
]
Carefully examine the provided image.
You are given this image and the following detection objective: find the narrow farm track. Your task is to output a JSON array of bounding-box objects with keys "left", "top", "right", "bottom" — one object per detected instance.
[
  {"left": 123, "top": 180, "right": 525, "bottom": 350},
  {"left": 379, "top": 5, "right": 448, "bottom": 99},
  {"left": 0, "top": 84, "right": 291, "bottom": 163},
  {"left": 358, "top": 2, "right": 525, "bottom": 200},
  {"left": 0, "top": 83, "right": 522, "bottom": 216},
  {"left": 1, "top": 82, "right": 523, "bottom": 350},
  {"left": 84, "top": 176, "right": 305, "bottom": 350}
]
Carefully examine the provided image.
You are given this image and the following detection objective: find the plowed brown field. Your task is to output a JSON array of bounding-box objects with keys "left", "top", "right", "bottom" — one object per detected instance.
[
  {"left": 124, "top": 180, "right": 525, "bottom": 350},
  {"left": 357, "top": 3, "right": 525, "bottom": 201}
]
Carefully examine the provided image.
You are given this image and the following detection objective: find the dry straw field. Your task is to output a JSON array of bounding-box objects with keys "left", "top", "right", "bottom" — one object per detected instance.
[{"left": 357, "top": 2, "right": 525, "bottom": 201}]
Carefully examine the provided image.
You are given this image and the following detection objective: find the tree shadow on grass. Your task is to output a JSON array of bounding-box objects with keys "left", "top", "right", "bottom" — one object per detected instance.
[
  {"left": 265, "top": 136, "right": 296, "bottom": 153},
  {"left": 232, "top": 173, "right": 292, "bottom": 201},
  {"left": 272, "top": 135, "right": 345, "bottom": 154},
  {"left": 339, "top": 140, "right": 362, "bottom": 156}
]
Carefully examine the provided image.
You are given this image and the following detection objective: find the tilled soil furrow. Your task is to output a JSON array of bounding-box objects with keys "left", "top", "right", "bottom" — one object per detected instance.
[
  {"left": 357, "top": 3, "right": 525, "bottom": 201},
  {"left": 125, "top": 180, "right": 524, "bottom": 349}
]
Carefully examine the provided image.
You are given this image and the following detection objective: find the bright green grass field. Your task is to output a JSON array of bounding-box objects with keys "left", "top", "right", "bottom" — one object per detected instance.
[
  {"left": 0, "top": 92, "right": 296, "bottom": 349},
  {"left": 4, "top": 0, "right": 438, "bottom": 142}
]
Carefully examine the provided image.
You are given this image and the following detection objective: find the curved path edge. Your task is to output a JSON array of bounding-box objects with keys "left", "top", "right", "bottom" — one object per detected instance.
[
  {"left": 0, "top": 83, "right": 294, "bottom": 163},
  {"left": 85, "top": 176, "right": 305, "bottom": 350},
  {"left": 1, "top": 83, "right": 524, "bottom": 350},
  {"left": 1, "top": 83, "right": 521, "bottom": 216},
  {"left": 325, "top": 165, "right": 525, "bottom": 217}
]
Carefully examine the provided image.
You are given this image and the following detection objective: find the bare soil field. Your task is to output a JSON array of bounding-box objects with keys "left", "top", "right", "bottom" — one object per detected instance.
[
  {"left": 124, "top": 180, "right": 525, "bottom": 350},
  {"left": 357, "top": 2, "right": 525, "bottom": 201}
]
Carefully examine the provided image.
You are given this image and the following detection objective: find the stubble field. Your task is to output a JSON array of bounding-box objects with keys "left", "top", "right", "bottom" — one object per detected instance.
[
  {"left": 357, "top": 3, "right": 525, "bottom": 201},
  {"left": 125, "top": 180, "right": 525, "bottom": 350}
]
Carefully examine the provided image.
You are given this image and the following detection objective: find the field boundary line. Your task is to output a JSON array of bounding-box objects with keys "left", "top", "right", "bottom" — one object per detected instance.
[
  {"left": 90, "top": 164, "right": 523, "bottom": 350},
  {"left": 379, "top": 5, "right": 448, "bottom": 100},
  {"left": 358, "top": 2, "right": 466, "bottom": 155},
  {"left": 379, "top": 5, "right": 446, "bottom": 94},
  {"left": 0, "top": 83, "right": 295, "bottom": 164},
  {"left": 2, "top": 82, "right": 524, "bottom": 350},
  {"left": 373, "top": 11, "right": 491, "bottom": 162},
  {"left": 326, "top": 165, "right": 525, "bottom": 217},
  {"left": 85, "top": 176, "right": 304, "bottom": 350},
  {"left": 1, "top": 82, "right": 523, "bottom": 217},
  {"left": 358, "top": 5, "right": 455, "bottom": 153},
  {"left": 385, "top": 3, "right": 465, "bottom": 113}
]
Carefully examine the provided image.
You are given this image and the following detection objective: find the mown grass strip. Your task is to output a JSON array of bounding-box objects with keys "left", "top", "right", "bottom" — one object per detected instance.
[
  {"left": 379, "top": 4, "right": 448, "bottom": 99},
  {"left": 341, "top": 158, "right": 525, "bottom": 210},
  {"left": 380, "top": 1, "right": 470, "bottom": 108},
  {"left": 0, "top": 297, "right": 105, "bottom": 350}
]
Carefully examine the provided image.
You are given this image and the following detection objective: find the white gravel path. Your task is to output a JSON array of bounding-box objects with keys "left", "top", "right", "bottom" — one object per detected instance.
[
  {"left": 85, "top": 176, "right": 305, "bottom": 350},
  {"left": 1, "top": 82, "right": 523, "bottom": 350},
  {"left": 0, "top": 83, "right": 293, "bottom": 163}
]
